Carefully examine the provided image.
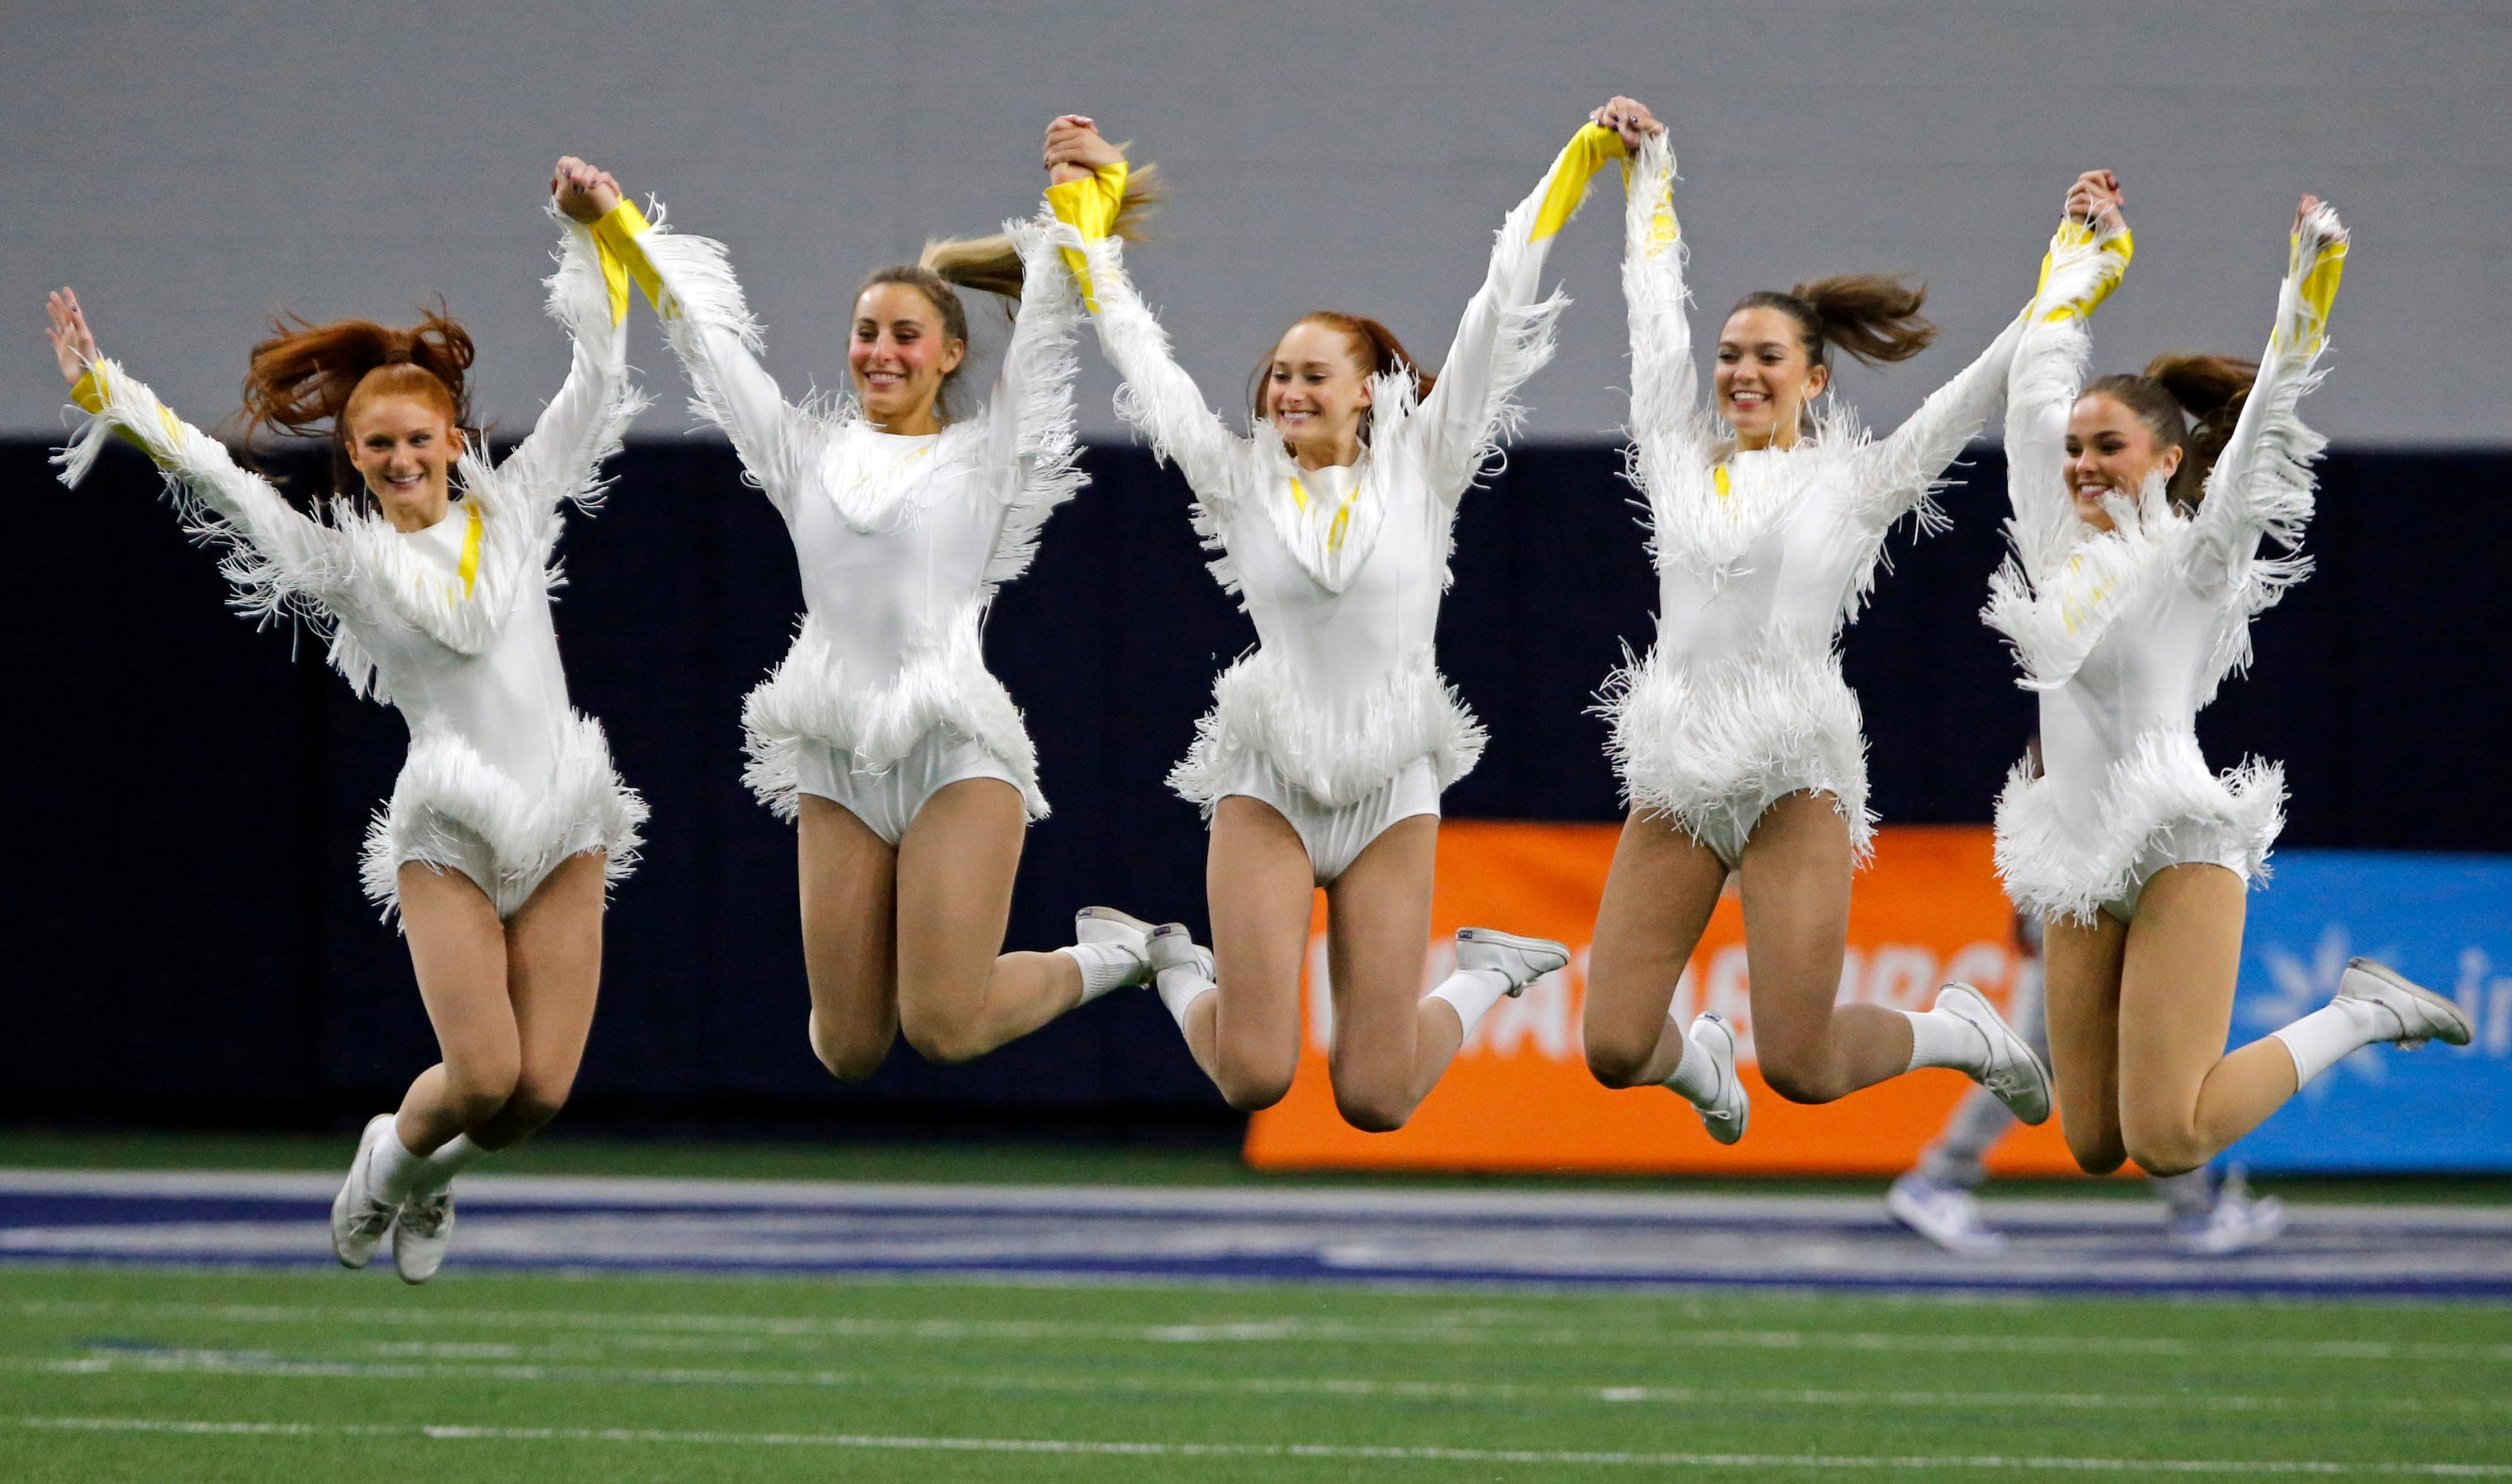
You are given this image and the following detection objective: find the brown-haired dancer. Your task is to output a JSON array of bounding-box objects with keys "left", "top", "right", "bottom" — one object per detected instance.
[
  {"left": 1039, "top": 111, "right": 1609, "bottom": 1133},
  {"left": 1579, "top": 99, "right": 2117, "bottom": 1143},
  {"left": 43, "top": 161, "right": 651, "bottom": 1282},
  {"left": 1989, "top": 176, "right": 2467, "bottom": 1179},
  {"left": 557, "top": 149, "right": 1167, "bottom": 1083}
]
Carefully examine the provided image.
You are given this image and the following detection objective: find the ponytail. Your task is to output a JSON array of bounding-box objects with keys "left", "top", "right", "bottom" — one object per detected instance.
[
  {"left": 1736, "top": 273, "right": 1938, "bottom": 370},
  {"left": 240, "top": 304, "right": 474, "bottom": 501},
  {"left": 2084, "top": 352, "right": 2259, "bottom": 510}
]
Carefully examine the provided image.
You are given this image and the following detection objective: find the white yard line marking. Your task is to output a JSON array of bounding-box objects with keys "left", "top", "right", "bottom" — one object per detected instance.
[
  {"left": 14, "top": 1349, "right": 2509, "bottom": 1417},
  {"left": 17, "top": 1414, "right": 2512, "bottom": 1475},
  {"left": 16, "top": 1298, "right": 2511, "bottom": 1362}
]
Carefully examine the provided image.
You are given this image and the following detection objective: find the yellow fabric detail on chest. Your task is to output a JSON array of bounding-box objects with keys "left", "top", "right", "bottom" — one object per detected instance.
[{"left": 456, "top": 503, "right": 483, "bottom": 600}]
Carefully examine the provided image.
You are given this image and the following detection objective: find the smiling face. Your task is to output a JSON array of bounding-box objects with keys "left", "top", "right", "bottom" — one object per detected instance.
[
  {"left": 1263, "top": 318, "right": 1375, "bottom": 468},
  {"left": 849, "top": 281, "right": 965, "bottom": 433},
  {"left": 1714, "top": 306, "right": 1829, "bottom": 450},
  {"left": 345, "top": 390, "right": 462, "bottom": 529},
  {"left": 2064, "top": 392, "right": 2182, "bottom": 532}
]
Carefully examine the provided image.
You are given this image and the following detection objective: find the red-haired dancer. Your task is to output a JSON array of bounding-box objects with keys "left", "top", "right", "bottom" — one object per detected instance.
[{"left": 43, "top": 163, "right": 647, "bottom": 1282}]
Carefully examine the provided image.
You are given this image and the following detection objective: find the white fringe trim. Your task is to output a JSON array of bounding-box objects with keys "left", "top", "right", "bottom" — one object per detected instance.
[
  {"left": 361, "top": 711, "right": 647, "bottom": 925},
  {"left": 979, "top": 213, "right": 1088, "bottom": 595},
  {"left": 1994, "top": 729, "right": 2284, "bottom": 926},
  {"left": 740, "top": 609, "right": 1046, "bottom": 822},
  {"left": 1170, "top": 644, "right": 1483, "bottom": 812},
  {"left": 1597, "top": 638, "right": 1874, "bottom": 867}
]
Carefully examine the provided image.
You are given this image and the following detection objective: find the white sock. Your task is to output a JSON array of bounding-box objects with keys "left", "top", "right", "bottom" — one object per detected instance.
[
  {"left": 412, "top": 1135, "right": 486, "bottom": 1196},
  {"left": 1426, "top": 969, "right": 1514, "bottom": 1040},
  {"left": 365, "top": 1123, "right": 426, "bottom": 1204},
  {"left": 1661, "top": 1021, "right": 1719, "bottom": 1105},
  {"left": 1903, "top": 1007, "right": 1990, "bottom": 1075},
  {"left": 2271, "top": 997, "right": 2385, "bottom": 1087},
  {"left": 1155, "top": 958, "right": 1216, "bottom": 1030},
  {"left": 1058, "top": 942, "right": 1142, "bottom": 1004}
]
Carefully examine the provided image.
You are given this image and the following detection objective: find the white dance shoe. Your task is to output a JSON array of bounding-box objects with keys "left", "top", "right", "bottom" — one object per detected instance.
[
  {"left": 2338, "top": 958, "right": 2473, "bottom": 1049},
  {"left": 330, "top": 1114, "right": 401, "bottom": 1270},
  {"left": 1074, "top": 906, "right": 1158, "bottom": 989},
  {"left": 1454, "top": 927, "right": 1570, "bottom": 996},
  {"left": 1933, "top": 984, "right": 2053, "bottom": 1126},
  {"left": 1685, "top": 1011, "right": 1751, "bottom": 1146},
  {"left": 2168, "top": 1169, "right": 2286, "bottom": 1256},
  {"left": 393, "top": 1186, "right": 455, "bottom": 1285},
  {"left": 1887, "top": 1172, "right": 2005, "bottom": 1255}
]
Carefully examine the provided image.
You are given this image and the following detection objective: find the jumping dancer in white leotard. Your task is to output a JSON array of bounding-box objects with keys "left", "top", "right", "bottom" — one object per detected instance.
[
  {"left": 1578, "top": 100, "right": 2113, "bottom": 1143},
  {"left": 1990, "top": 175, "right": 2469, "bottom": 1177},
  {"left": 560, "top": 150, "right": 1166, "bottom": 1078},
  {"left": 43, "top": 161, "right": 648, "bottom": 1283},
  {"left": 1040, "top": 112, "right": 1605, "bottom": 1132}
]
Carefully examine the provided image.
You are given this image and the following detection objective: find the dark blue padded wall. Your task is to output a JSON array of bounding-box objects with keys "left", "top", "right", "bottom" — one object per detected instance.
[{"left": 5, "top": 439, "right": 2506, "bottom": 1123}]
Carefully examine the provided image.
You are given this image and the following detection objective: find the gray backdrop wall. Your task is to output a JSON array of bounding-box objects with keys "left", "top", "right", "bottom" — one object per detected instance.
[{"left": 6, "top": 2, "right": 2506, "bottom": 447}]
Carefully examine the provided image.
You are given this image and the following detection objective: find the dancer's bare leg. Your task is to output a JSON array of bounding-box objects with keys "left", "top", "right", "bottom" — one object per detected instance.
[
  {"left": 2045, "top": 908, "right": 2129, "bottom": 1173},
  {"left": 1737, "top": 791, "right": 1910, "bottom": 1104},
  {"left": 393, "top": 863, "right": 517, "bottom": 1155},
  {"left": 893, "top": 778, "right": 1084, "bottom": 1064},
  {"left": 797, "top": 795, "right": 899, "bottom": 1079},
  {"left": 469, "top": 850, "right": 606, "bottom": 1151},
  {"left": 1583, "top": 808, "right": 1727, "bottom": 1087},
  {"left": 1193, "top": 797, "right": 1317, "bottom": 1110},
  {"left": 1318, "top": 815, "right": 1443, "bottom": 1132},
  {"left": 2116, "top": 864, "right": 2297, "bottom": 1176}
]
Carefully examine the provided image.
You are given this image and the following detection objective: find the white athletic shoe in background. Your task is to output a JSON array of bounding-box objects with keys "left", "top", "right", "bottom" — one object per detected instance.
[
  {"left": 2337, "top": 958, "right": 2474, "bottom": 1049},
  {"left": 1887, "top": 1172, "right": 2006, "bottom": 1255},
  {"left": 1453, "top": 928, "right": 1571, "bottom": 996},
  {"left": 1684, "top": 1012, "right": 1750, "bottom": 1146},
  {"left": 330, "top": 1113, "right": 401, "bottom": 1270},
  {"left": 2170, "top": 1170, "right": 2287, "bottom": 1256},
  {"left": 393, "top": 1185, "right": 455, "bottom": 1284},
  {"left": 1074, "top": 906, "right": 1158, "bottom": 990},
  {"left": 1933, "top": 984, "right": 2053, "bottom": 1126}
]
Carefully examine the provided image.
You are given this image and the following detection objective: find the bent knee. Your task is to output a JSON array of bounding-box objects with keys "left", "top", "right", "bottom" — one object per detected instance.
[
  {"left": 1334, "top": 1098, "right": 1412, "bottom": 1135},
  {"left": 1756, "top": 1054, "right": 1846, "bottom": 1107},
  {"left": 898, "top": 1015, "right": 990, "bottom": 1068},
  {"left": 1582, "top": 1025, "right": 1660, "bottom": 1090},
  {"left": 2123, "top": 1132, "right": 2209, "bottom": 1179},
  {"left": 1217, "top": 1064, "right": 1294, "bottom": 1114},
  {"left": 2066, "top": 1129, "right": 2129, "bottom": 1177},
  {"left": 500, "top": 1077, "right": 573, "bottom": 1136},
  {"left": 806, "top": 1009, "right": 893, "bottom": 1081},
  {"left": 444, "top": 1065, "right": 522, "bottom": 1129}
]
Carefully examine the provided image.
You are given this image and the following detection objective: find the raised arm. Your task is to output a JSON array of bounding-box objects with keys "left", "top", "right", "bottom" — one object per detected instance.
[
  {"left": 485, "top": 163, "right": 649, "bottom": 522},
  {"left": 563, "top": 160, "right": 806, "bottom": 510},
  {"left": 1856, "top": 175, "right": 2134, "bottom": 535},
  {"left": 1043, "top": 121, "right": 1240, "bottom": 498},
  {"left": 2002, "top": 177, "right": 2137, "bottom": 577},
  {"left": 48, "top": 290, "right": 350, "bottom": 624},
  {"left": 2188, "top": 198, "right": 2347, "bottom": 583},
  {"left": 1414, "top": 119, "right": 1625, "bottom": 495},
  {"left": 1608, "top": 102, "right": 1710, "bottom": 487},
  {"left": 972, "top": 208, "right": 1088, "bottom": 590}
]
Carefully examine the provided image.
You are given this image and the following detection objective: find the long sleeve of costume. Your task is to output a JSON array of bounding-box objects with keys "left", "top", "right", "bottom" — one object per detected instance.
[
  {"left": 56, "top": 358, "right": 353, "bottom": 627},
  {"left": 1048, "top": 162, "right": 1242, "bottom": 502},
  {"left": 974, "top": 209, "right": 1088, "bottom": 592},
  {"left": 488, "top": 211, "right": 649, "bottom": 529},
  {"left": 1617, "top": 130, "right": 1714, "bottom": 529},
  {"left": 1414, "top": 122, "right": 1622, "bottom": 495},
  {"left": 2001, "top": 216, "right": 2140, "bottom": 580},
  {"left": 594, "top": 198, "right": 803, "bottom": 510},
  {"left": 2186, "top": 204, "right": 2346, "bottom": 597},
  {"left": 1853, "top": 213, "right": 2133, "bottom": 536}
]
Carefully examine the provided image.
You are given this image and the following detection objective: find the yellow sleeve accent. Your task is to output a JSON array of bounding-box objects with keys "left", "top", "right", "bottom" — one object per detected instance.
[
  {"left": 1045, "top": 160, "right": 1130, "bottom": 313},
  {"left": 70, "top": 367, "right": 106, "bottom": 415},
  {"left": 455, "top": 503, "right": 484, "bottom": 598},
  {"left": 2035, "top": 220, "right": 2135, "bottom": 322},
  {"left": 590, "top": 198, "right": 661, "bottom": 326},
  {"left": 2292, "top": 233, "right": 2346, "bottom": 346},
  {"left": 1531, "top": 123, "right": 1628, "bottom": 241}
]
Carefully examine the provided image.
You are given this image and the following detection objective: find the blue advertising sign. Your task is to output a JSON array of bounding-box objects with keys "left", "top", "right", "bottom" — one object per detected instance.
[{"left": 2227, "top": 850, "right": 2512, "bottom": 1172}]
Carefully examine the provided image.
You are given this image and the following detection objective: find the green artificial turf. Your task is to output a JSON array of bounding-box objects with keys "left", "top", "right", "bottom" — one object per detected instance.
[{"left": 2, "top": 1264, "right": 2505, "bottom": 1482}]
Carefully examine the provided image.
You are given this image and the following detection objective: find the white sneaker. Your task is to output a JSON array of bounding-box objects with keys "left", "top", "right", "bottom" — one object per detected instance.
[
  {"left": 1933, "top": 983, "right": 2053, "bottom": 1126},
  {"left": 1684, "top": 1011, "right": 1750, "bottom": 1146},
  {"left": 2169, "top": 1170, "right": 2286, "bottom": 1256},
  {"left": 1147, "top": 922, "right": 1213, "bottom": 981},
  {"left": 1074, "top": 906, "right": 1156, "bottom": 989},
  {"left": 393, "top": 1185, "right": 455, "bottom": 1284},
  {"left": 2337, "top": 958, "right": 2473, "bottom": 1049},
  {"left": 1454, "top": 928, "right": 1570, "bottom": 996},
  {"left": 1888, "top": 1172, "right": 2006, "bottom": 1255},
  {"left": 330, "top": 1114, "right": 401, "bottom": 1270}
]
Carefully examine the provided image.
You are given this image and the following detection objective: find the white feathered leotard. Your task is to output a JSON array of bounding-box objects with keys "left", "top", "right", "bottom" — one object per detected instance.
[
  {"left": 1599, "top": 136, "right": 2131, "bottom": 868},
  {"left": 600, "top": 199, "right": 1084, "bottom": 822},
  {"left": 1988, "top": 205, "right": 2347, "bottom": 925},
  {"left": 54, "top": 213, "right": 651, "bottom": 922},
  {"left": 1049, "top": 126, "right": 1626, "bottom": 813}
]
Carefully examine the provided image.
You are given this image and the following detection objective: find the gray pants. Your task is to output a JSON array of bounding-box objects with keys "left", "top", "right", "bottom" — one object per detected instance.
[{"left": 1911, "top": 940, "right": 2213, "bottom": 1216}]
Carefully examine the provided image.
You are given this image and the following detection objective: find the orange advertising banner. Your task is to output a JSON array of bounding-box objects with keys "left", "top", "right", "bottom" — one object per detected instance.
[{"left": 1244, "top": 822, "right": 2084, "bottom": 1176}]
